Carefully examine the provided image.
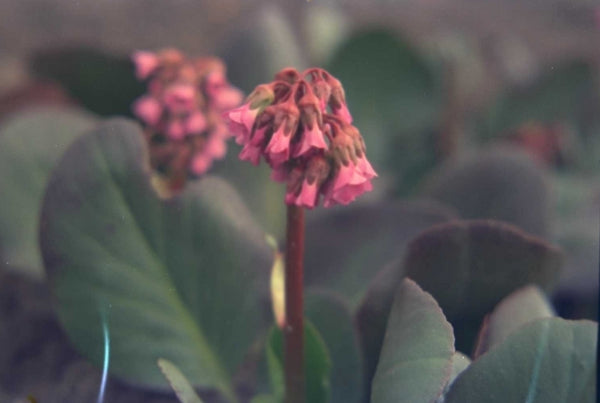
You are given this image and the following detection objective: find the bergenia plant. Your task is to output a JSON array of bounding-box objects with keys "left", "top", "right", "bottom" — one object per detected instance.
[
  {"left": 226, "top": 67, "right": 377, "bottom": 402},
  {"left": 132, "top": 49, "right": 243, "bottom": 191},
  {"left": 1, "top": 37, "right": 597, "bottom": 403}
]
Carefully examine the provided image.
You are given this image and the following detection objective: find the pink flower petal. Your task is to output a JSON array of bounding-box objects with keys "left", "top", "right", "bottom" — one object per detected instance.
[
  {"left": 293, "top": 125, "right": 328, "bottom": 157},
  {"left": 133, "top": 96, "right": 162, "bottom": 126},
  {"left": 132, "top": 51, "right": 159, "bottom": 80},
  {"left": 239, "top": 143, "right": 262, "bottom": 165},
  {"left": 205, "top": 135, "right": 227, "bottom": 159},
  {"left": 163, "top": 84, "right": 196, "bottom": 113},
  {"left": 226, "top": 104, "right": 259, "bottom": 145},
  {"left": 166, "top": 119, "right": 186, "bottom": 140},
  {"left": 186, "top": 112, "right": 207, "bottom": 133},
  {"left": 265, "top": 126, "right": 291, "bottom": 165},
  {"left": 191, "top": 153, "right": 211, "bottom": 175},
  {"left": 333, "top": 103, "right": 353, "bottom": 124},
  {"left": 287, "top": 181, "right": 319, "bottom": 209}
]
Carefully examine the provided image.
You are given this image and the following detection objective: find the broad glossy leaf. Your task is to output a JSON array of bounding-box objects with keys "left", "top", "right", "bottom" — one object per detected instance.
[
  {"left": 0, "top": 106, "right": 96, "bottom": 277},
  {"left": 30, "top": 47, "right": 145, "bottom": 116},
  {"left": 305, "top": 290, "right": 362, "bottom": 403},
  {"left": 473, "top": 285, "right": 554, "bottom": 358},
  {"left": 327, "top": 29, "right": 442, "bottom": 188},
  {"left": 371, "top": 279, "right": 455, "bottom": 403},
  {"left": 404, "top": 219, "right": 562, "bottom": 352},
  {"left": 40, "top": 119, "right": 272, "bottom": 401},
  {"left": 158, "top": 359, "right": 204, "bottom": 403},
  {"left": 445, "top": 318, "right": 597, "bottom": 403},
  {"left": 305, "top": 200, "right": 456, "bottom": 308},
  {"left": 267, "top": 320, "right": 331, "bottom": 403},
  {"left": 422, "top": 147, "right": 550, "bottom": 237}
]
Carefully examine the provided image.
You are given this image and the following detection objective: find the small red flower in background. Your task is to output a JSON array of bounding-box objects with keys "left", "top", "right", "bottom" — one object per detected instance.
[
  {"left": 132, "top": 49, "right": 242, "bottom": 191},
  {"left": 225, "top": 67, "right": 377, "bottom": 208}
]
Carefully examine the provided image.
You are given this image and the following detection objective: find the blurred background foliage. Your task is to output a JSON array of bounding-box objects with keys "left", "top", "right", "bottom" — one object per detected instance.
[{"left": 0, "top": 1, "right": 598, "bottom": 402}]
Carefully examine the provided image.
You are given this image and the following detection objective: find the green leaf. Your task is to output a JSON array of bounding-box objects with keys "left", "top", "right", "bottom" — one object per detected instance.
[
  {"left": 473, "top": 285, "right": 555, "bottom": 358},
  {"left": 158, "top": 358, "right": 204, "bottom": 403},
  {"left": 445, "top": 318, "right": 597, "bottom": 403},
  {"left": 404, "top": 219, "right": 562, "bottom": 352},
  {"left": 422, "top": 147, "right": 550, "bottom": 238},
  {"left": 0, "top": 106, "right": 96, "bottom": 277},
  {"left": 30, "top": 47, "right": 145, "bottom": 117},
  {"left": 305, "top": 200, "right": 456, "bottom": 308},
  {"left": 479, "top": 61, "right": 597, "bottom": 140},
  {"left": 327, "top": 29, "right": 442, "bottom": 190},
  {"left": 266, "top": 320, "right": 332, "bottom": 403},
  {"left": 371, "top": 278, "right": 455, "bottom": 403},
  {"left": 305, "top": 290, "right": 363, "bottom": 403},
  {"left": 40, "top": 119, "right": 272, "bottom": 401}
]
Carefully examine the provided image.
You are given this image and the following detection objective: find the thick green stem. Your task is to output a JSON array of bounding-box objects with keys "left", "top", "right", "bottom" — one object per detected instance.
[{"left": 284, "top": 204, "right": 305, "bottom": 403}]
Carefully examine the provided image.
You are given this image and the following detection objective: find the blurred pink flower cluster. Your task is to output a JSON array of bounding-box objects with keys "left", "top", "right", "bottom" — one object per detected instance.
[
  {"left": 132, "top": 49, "right": 242, "bottom": 189},
  {"left": 226, "top": 68, "right": 376, "bottom": 209}
]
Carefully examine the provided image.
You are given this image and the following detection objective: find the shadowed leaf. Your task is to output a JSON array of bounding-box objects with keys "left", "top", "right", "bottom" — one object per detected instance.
[
  {"left": 404, "top": 219, "right": 562, "bottom": 352},
  {"left": 422, "top": 147, "right": 550, "bottom": 237},
  {"left": 305, "top": 200, "right": 456, "bottom": 308},
  {"left": 30, "top": 47, "right": 145, "bottom": 116},
  {"left": 0, "top": 106, "right": 96, "bottom": 277}
]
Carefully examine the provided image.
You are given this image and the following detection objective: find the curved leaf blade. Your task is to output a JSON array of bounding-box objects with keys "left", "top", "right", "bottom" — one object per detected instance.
[
  {"left": 446, "top": 318, "right": 597, "bottom": 403},
  {"left": 371, "top": 278, "right": 455, "bottom": 403},
  {"left": 40, "top": 119, "right": 272, "bottom": 400}
]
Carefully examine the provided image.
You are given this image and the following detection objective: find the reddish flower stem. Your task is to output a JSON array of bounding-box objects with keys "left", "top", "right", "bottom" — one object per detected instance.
[{"left": 284, "top": 204, "right": 305, "bottom": 403}]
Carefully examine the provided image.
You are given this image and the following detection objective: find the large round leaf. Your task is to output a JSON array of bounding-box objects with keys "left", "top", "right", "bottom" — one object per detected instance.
[
  {"left": 40, "top": 119, "right": 272, "bottom": 401},
  {"left": 371, "top": 278, "right": 454, "bottom": 403},
  {"left": 422, "top": 146, "right": 550, "bottom": 238},
  {"left": 0, "top": 106, "right": 96, "bottom": 277},
  {"left": 304, "top": 200, "right": 456, "bottom": 308},
  {"left": 404, "top": 219, "right": 562, "bottom": 352},
  {"left": 445, "top": 318, "right": 597, "bottom": 403}
]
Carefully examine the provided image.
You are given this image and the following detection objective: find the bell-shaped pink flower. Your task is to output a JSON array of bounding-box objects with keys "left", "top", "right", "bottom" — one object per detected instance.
[
  {"left": 286, "top": 181, "right": 319, "bottom": 208},
  {"left": 294, "top": 124, "right": 327, "bottom": 157},
  {"left": 226, "top": 104, "right": 261, "bottom": 145},
  {"left": 132, "top": 51, "right": 159, "bottom": 80},
  {"left": 239, "top": 143, "right": 262, "bottom": 165},
  {"left": 186, "top": 111, "right": 207, "bottom": 134},
  {"left": 323, "top": 161, "right": 373, "bottom": 207},
  {"left": 133, "top": 96, "right": 162, "bottom": 125},
  {"left": 166, "top": 119, "right": 186, "bottom": 140},
  {"left": 265, "top": 125, "right": 293, "bottom": 166},
  {"left": 164, "top": 84, "right": 196, "bottom": 113}
]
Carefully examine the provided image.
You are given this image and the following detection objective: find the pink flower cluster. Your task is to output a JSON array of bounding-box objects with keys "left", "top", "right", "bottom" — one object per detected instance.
[
  {"left": 226, "top": 68, "right": 377, "bottom": 209},
  {"left": 132, "top": 49, "right": 242, "bottom": 187}
]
